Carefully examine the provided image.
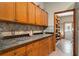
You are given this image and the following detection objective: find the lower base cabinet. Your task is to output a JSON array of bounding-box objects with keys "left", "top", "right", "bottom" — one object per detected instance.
[
  {"left": 15, "top": 46, "right": 26, "bottom": 56},
  {"left": 0, "top": 35, "right": 55, "bottom": 56},
  {"left": 25, "top": 43, "right": 34, "bottom": 56},
  {"left": 0, "top": 50, "right": 15, "bottom": 56}
]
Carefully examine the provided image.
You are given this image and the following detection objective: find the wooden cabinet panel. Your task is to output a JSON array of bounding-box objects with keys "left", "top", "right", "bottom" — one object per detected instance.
[
  {"left": 36, "top": 6, "right": 41, "bottom": 25},
  {"left": 52, "top": 35, "right": 56, "bottom": 51},
  {"left": 44, "top": 38, "right": 50, "bottom": 55},
  {"left": 33, "top": 41, "right": 40, "bottom": 56},
  {"left": 0, "top": 2, "right": 15, "bottom": 21},
  {"left": 41, "top": 10, "right": 44, "bottom": 26},
  {"left": 0, "top": 2, "right": 48, "bottom": 26},
  {"left": 15, "top": 46, "right": 26, "bottom": 56},
  {"left": 48, "top": 37, "right": 53, "bottom": 53},
  {"left": 39, "top": 38, "right": 49, "bottom": 56},
  {"left": 28, "top": 3, "right": 36, "bottom": 24},
  {"left": 15, "top": 2, "right": 28, "bottom": 24},
  {"left": 46, "top": 13, "right": 48, "bottom": 26},
  {"left": 25, "top": 43, "right": 34, "bottom": 56},
  {"left": 0, "top": 50, "right": 15, "bottom": 56},
  {"left": 39, "top": 41, "right": 44, "bottom": 56},
  {"left": 41, "top": 11, "right": 48, "bottom": 26},
  {"left": 48, "top": 36, "right": 56, "bottom": 52},
  {"left": 44, "top": 12, "right": 48, "bottom": 26}
]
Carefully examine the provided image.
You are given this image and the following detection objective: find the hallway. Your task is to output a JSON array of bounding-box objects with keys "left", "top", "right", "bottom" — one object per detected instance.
[{"left": 49, "top": 39, "right": 73, "bottom": 56}]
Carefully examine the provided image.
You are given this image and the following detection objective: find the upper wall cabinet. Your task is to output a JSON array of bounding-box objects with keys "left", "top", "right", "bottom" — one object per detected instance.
[
  {"left": 0, "top": 2, "right": 48, "bottom": 26},
  {"left": 44, "top": 12, "right": 48, "bottom": 26},
  {"left": 28, "top": 3, "right": 36, "bottom": 25},
  {"left": 41, "top": 10, "right": 48, "bottom": 26},
  {"left": 0, "top": 2, "right": 15, "bottom": 21},
  {"left": 15, "top": 2, "right": 28, "bottom": 24},
  {"left": 36, "top": 6, "right": 41, "bottom": 25},
  {"left": 33, "top": 3, "right": 48, "bottom": 26},
  {"left": 41, "top": 10, "right": 45, "bottom": 26}
]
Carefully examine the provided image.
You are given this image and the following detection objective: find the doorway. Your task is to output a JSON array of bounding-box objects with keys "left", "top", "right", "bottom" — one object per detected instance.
[
  {"left": 64, "top": 22, "right": 73, "bottom": 41},
  {"left": 54, "top": 9, "right": 76, "bottom": 56}
]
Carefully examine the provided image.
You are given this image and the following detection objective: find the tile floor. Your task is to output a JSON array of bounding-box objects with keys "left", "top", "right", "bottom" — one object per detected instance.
[{"left": 49, "top": 39, "right": 73, "bottom": 56}]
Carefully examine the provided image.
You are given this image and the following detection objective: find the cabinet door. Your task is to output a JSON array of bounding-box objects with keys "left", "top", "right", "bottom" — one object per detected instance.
[
  {"left": 39, "top": 38, "right": 48, "bottom": 56},
  {"left": 52, "top": 35, "right": 56, "bottom": 51},
  {"left": 28, "top": 3, "right": 36, "bottom": 25},
  {"left": 33, "top": 41, "right": 40, "bottom": 56},
  {"left": 25, "top": 43, "right": 34, "bottom": 56},
  {"left": 48, "top": 37, "right": 53, "bottom": 54},
  {"left": 44, "top": 12, "right": 48, "bottom": 26},
  {"left": 41, "top": 10, "right": 44, "bottom": 26},
  {"left": 39, "top": 42, "right": 44, "bottom": 56},
  {"left": 44, "top": 38, "right": 49, "bottom": 56},
  {"left": 15, "top": 2, "right": 28, "bottom": 24},
  {"left": 36, "top": 6, "right": 41, "bottom": 25},
  {"left": 48, "top": 36, "right": 55, "bottom": 53},
  {"left": 15, "top": 46, "right": 26, "bottom": 56},
  {"left": 41, "top": 9, "right": 44, "bottom": 25},
  {"left": 0, "top": 2, "right": 15, "bottom": 21}
]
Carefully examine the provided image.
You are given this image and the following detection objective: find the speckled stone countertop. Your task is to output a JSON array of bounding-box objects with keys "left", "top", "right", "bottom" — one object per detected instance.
[{"left": 0, "top": 34, "right": 53, "bottom": 52}]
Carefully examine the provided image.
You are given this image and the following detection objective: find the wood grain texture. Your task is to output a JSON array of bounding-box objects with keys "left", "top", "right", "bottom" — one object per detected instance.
[
  {"left": 15, "top": 2, "right": 28, "bottom": 24},
  {"left": 36, "top": 6, "right": 41, "bottom": 25},
  {"left": 0, "top": 2, "right": 15, "bottom": 21},
  {"left": 28, "top": 3, "right": 36, "bottom": 25}
]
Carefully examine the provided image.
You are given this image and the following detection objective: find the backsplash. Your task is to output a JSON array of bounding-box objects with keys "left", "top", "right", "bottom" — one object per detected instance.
[{"left": 0, "top": 22, "right": 45, "bottom": 38}]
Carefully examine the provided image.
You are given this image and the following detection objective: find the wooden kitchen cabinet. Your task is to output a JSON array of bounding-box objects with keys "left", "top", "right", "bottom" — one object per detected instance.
[
  {"left": 41, "top": 10, "right": 48, "bottom": 26},
  {"left": 0, "top": 50, "right": 15, "bottom": 56},
  {"left": 39, "top": 38, "right": 49, "bottom": 56},
  {"left": 48, "top": 36, "right": 53, "bottom": 53},
  {"left": 52, "top": 35, "right": 56, "bottom": 51},
  {"left": 33, "top": 41, "right": 40, "bottom": 56},
  {"left": 15, "top": 2, "right": 28, "bottom": 24},
  {"left": 1, "top": 46, "right": 26, "bottom": 56},
  {"left": 44, "top": 38, "right": 50, "bottom": 55},
  {"left": 25, "top": 43, "right": 34, "bottom": 56},
  {"left": 0, "top": 2, "right": 48, "bottom": 26},
  {"left": 44, "top": 12, "right": 48, "bottom": 26},
  {"left": 15, "top": 46, "right": 26, "bottom": 56},
  {"left": 41, "top": 10, "right": 44, "bottom": 26},
  {"left": 28, "top": 2, "right": 36, "bottom": 25},
  {"left": 0, "top": 35, "right": 55, "bottom": 56},
  {"left": 0, "top": 2, "right": 15, "bottom": 21},
  {"left": 36, "top": 6, "right": 41, "bottom": 25}
]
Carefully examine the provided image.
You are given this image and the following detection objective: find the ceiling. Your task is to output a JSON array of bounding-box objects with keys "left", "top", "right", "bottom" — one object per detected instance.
[{"left": 56, "top": 11, "right": 73, "bottom": 17}]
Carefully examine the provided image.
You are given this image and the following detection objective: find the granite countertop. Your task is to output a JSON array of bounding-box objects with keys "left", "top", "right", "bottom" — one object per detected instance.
[{"left": 0, "top": 34, "right": 53, "bottom": 52}]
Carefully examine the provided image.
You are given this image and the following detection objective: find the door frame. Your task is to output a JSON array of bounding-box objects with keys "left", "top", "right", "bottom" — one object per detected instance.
[{"left": 54, "top": 9, "right": 76, "bottom": 56}]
